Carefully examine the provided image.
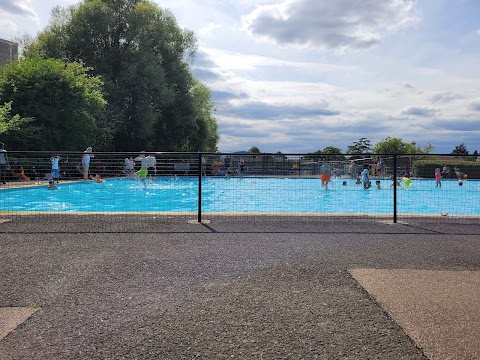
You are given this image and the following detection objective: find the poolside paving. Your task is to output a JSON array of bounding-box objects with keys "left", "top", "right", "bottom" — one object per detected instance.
[{"left": 0, "top": 217, "right": 479, "bottom": 359}]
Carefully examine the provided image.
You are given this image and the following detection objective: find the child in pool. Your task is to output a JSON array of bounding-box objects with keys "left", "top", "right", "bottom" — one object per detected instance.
[
  {"left": 435, "top": 168, "right": 442, "bottom": 187},
  {"left": 354, "top": 176, "right": 362, "bottom": 185},
  {"left": 48, "top": 180, "right": 58, "bottom": 190}
]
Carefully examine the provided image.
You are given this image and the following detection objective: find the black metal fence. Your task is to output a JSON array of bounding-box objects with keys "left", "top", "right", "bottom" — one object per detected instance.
[{"left": 0, "top": 151, "right": 479, "bottom": 232}]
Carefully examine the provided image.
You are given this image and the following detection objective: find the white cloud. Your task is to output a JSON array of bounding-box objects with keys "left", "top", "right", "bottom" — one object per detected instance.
[
  {"left": 0, "top": 0, "right": 39, "bottom": 40},
  {"left": 0, "top": 0, "right": 37, "bottom": 17},
  {"left": 242, "top": 0, "right": 420, "bottom": 51}
]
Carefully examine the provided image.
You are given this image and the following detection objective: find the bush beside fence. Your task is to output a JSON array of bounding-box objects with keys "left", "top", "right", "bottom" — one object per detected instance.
[{"left": 413, "top": 159, "right": 480, "bottom": 179}]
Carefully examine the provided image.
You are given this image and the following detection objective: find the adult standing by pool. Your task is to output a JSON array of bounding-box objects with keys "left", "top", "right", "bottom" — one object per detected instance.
[
  {"left": 0, "top": 142, "right": 10, "bottom": 184},
  {"left": 82, "top": 147, "right": 94, "bottom": 180},
  {"left": 377, "top": 158, "right": 385, "bottom": 178},
  {"left": 224, "top": 155, "right": 232, "bottom": 176},
  {"left": 238, "top": 158, "right": 245, "bottom": 177},
  {"left": 320, "top": 160, "right": 332, "bottom": 189},
  {"left": 146, "top": 154, "right": 157, "bottom": 180}
]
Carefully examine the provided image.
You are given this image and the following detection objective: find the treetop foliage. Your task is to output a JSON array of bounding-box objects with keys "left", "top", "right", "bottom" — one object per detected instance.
[{"left": 15, "top": 0, "right": 218, "bottom": 152}]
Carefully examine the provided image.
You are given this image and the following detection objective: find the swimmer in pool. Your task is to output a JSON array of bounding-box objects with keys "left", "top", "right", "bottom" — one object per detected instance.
[
  {"left": 403, "top": 176, "right": 412, "bottom": 187},
  {"left": 48, "top": 180, "right": 58, "bottom": 190},
  {"left": 320, "top": 160, "right": 332, "bottom": 189},
  {"left": 134, "top": 152, "right": 149, "bottom": 187},
  {"left": 354, "top": 176, "right": 362, "bottom": 185},
  {"left": 435, "top": 168, "right": 442, "bottom": 188}
]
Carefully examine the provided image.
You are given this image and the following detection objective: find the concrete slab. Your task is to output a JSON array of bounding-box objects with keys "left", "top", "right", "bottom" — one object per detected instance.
[
  {"left": 349, "top": 269, "right": 480, "bottom": 360},
  {"left": 0, "top": 307, "right": 39, "bottom": 341}
]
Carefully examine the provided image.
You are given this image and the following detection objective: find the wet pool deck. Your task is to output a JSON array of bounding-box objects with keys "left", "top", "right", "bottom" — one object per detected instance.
[{"left": 0, "top": 217, "right": 479, "bottom": 359}]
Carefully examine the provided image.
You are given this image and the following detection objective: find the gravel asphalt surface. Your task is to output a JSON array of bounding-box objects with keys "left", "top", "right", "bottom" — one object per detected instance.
[{"left": 1, "top": 216, "right": 479, "bottom": 359}]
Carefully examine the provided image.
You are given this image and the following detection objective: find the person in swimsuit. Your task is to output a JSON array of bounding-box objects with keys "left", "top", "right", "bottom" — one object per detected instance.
[
  {"left": 361, "top": 166, "right": 371, "bottom": 189},
  {"left": 134, "top": 152, "right": 148, "bottom": 187},
  {"left": 320, "top": 160, "right": 332, "bottom": 189},
  {"left": 51, "top": 155, "right": 62, "bottom": 183},
  {"left": 435, "top": 168, "right": 442, "bottom": 187}
]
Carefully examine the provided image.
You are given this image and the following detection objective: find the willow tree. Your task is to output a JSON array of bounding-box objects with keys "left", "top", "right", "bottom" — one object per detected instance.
[{"left": 26, "top": 0, "right": 218, "bottom": 151}]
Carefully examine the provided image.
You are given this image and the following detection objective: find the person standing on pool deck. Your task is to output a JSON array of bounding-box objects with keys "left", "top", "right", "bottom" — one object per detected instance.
[
  {"left": 320, "top": 160, "right": 332, "bottom": 189},
  {"left": 0, "top": 142, "right": 10, "bottom": 185},
  {"left": 134, "top": 152, "right": 149, "bottom": 187},
  {"left": 50, "top": 155, "right": 62, "bottom": 183},
  {"left": 146, "top": 154, "right": 157, "bottom": 180},
  {"left": 238, "top": 158, "right": 245, "bottom": 177},
  {"left": 378, "top": 158, "right": 385, "bottom": 178},
  {"left": 82, "top": 147, "right": 94, "bottom": 180}
]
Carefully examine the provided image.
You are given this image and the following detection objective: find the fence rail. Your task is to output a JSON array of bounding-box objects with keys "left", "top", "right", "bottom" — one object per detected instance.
[{"left": 0, "top": 152, "right": 479, "bottom": 232}]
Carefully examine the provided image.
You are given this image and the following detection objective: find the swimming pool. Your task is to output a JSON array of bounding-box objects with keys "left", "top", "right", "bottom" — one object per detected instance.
[{"left": 1, "top": 177, "right": 479, "bottom": 216}]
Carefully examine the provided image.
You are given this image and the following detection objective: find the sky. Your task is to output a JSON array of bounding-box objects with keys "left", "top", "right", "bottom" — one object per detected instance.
[{"left": 1, "top": 0, "right": 480, "bottom": 154}]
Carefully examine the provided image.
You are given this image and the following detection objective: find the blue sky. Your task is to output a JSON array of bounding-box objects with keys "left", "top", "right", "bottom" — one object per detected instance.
[{"left": 1, "top": 0, "right": 479, "bottom": 154}]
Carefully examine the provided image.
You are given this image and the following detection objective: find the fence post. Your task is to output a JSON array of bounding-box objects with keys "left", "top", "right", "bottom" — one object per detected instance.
[
  {"left": 198, "top": 153, "right": 202, "bottom": 223},
  {"left": 393, "top": 154, "right": 397, "bottom": 223}
]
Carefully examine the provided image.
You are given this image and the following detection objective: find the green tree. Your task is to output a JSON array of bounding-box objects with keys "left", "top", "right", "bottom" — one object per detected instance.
[
  {"left": 373, "top": 137, "right": 407, "bottom": 154},
  {"left": 26, "top": 0, "right": 218, "bottom": 151},
  {"left": 0, "top": 102, "right": 32, "bottom": 135},
  {"left": 451, "top": 143, "right": 468, "bottom": 155},
  {"left": 248, "top": 146, "right": 261, "bottom": 153},
  {"left": 322, "top": 146, "right": 345, "bottom": 161},
  {"left": 347, "top": 137, "right": 371, "bottom": 154},
  {"left": 347, "top": 138, "right": 372, "bottom": 154},
  {"left": 0, "top": 57, "right": 105, "bottom": 150},
  {"left": 373, "top": 137, "right": 433, "bottom": 154},
  {"left": 307, "top": 146, "right": 345, "bottom": 161}
]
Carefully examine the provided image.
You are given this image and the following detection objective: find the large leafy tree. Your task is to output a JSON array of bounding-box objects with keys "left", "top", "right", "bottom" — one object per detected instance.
[
  {"left": 0, "top": 57, "right": 105, "bottom": 150},
  {"left": 26, "top": 0, "right": 218, "bottom": 152},
  {"left": 373, "top": 137, "right": 433, "bottom": 154}
]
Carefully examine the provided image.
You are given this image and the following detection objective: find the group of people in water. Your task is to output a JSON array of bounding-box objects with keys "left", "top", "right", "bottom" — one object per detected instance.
[
  {"left": 321, "top": 160, "right": 392, "bottom": 190},
  {"left": 0, "top": 141, "right": 469, "bottom": 191},
  {"left": 320, "top": 160, "right": 466, "bottom": 190},
  {"left": 434, "top": 166, "right": 465, "bottom": 187}
]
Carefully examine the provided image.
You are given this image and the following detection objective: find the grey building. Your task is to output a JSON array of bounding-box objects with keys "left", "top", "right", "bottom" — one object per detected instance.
[{"left": 0, "top": 38, "right": 18, "bottom": 66}]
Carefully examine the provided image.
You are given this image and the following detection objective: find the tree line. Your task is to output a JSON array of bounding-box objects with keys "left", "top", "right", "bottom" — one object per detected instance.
[
  {"left": 248, "top": 138, "right": 478, "bottom": 157},
  {"left": 0, "top": 0, "right": 218, "bottom": 152}
]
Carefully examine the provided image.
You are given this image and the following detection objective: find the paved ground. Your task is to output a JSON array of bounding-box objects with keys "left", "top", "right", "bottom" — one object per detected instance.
[{"left": 0, "top": 217, "right": 479, "bottom": 359}]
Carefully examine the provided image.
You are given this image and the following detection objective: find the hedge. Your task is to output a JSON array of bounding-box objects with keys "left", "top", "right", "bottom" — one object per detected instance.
[{"left": 413, "top": 159, "right": 480, "bottom": 179}]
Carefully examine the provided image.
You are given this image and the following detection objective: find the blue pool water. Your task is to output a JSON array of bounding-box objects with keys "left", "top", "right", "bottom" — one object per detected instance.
[{"left": 1, "top": 177, "right": 479, "bottom": 215}]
